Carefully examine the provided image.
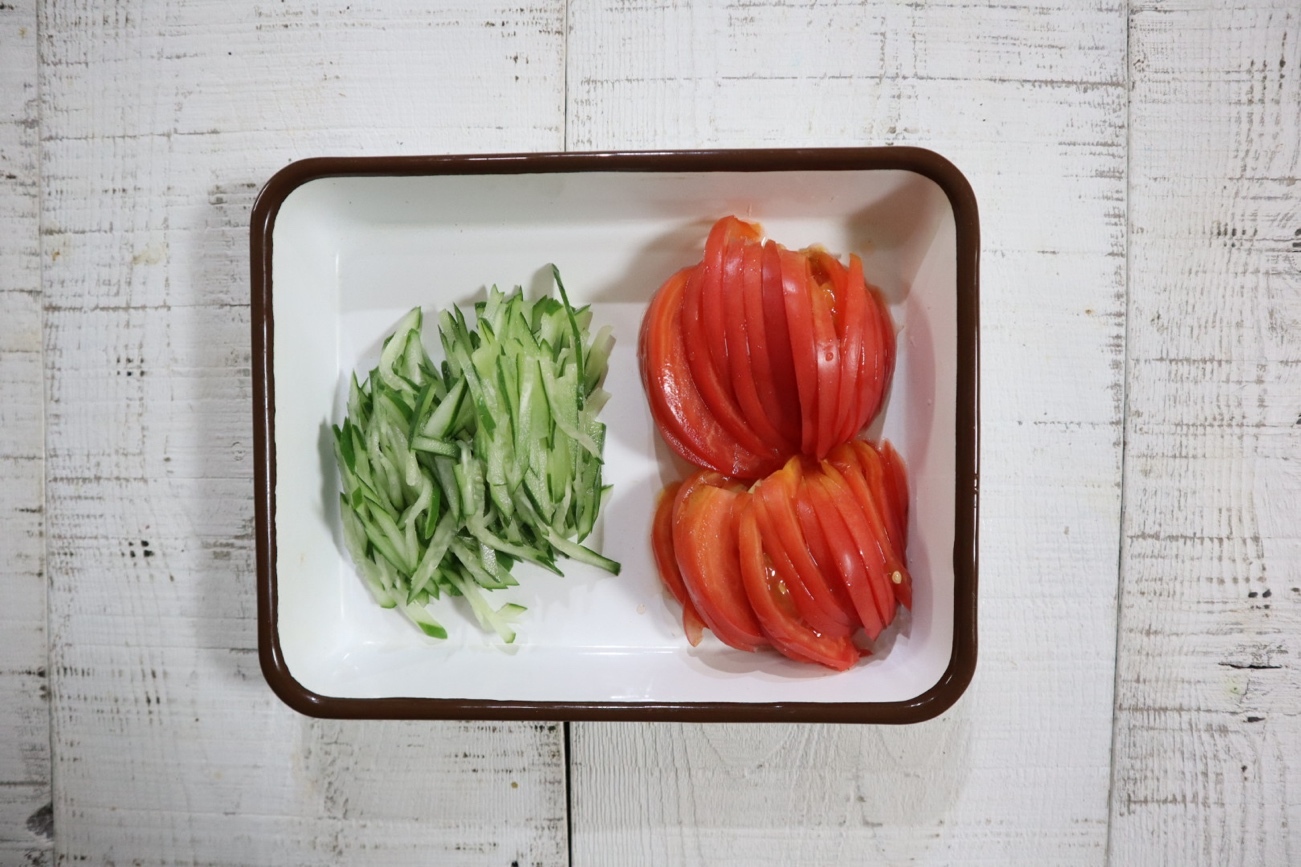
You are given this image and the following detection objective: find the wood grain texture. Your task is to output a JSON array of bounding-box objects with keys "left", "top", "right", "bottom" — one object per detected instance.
[
  {"left": 566, "top": 1, "right": 1128, "bottom": 864},
  {"left": 1110, "top": 3, "right": 1301, "bottom": 864},
  {"left": 0, "top": 0, "right": 52, "bottom": 864},
  {"left": 40, "top": 1, "right": 569, "bottom": 863}
]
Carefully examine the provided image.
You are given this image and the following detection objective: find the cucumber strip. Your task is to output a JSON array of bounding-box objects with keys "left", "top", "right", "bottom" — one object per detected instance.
[
  {"left": 419, "top": 378, "right": 466, "bottom": 439},
  {"left": 408, "top": 510, "right": 456, "bottom": 601},
  {"left": 585, "top": 324, "right": 615, "bottom": 392},
  {"left": 443, "top": 569, "right": 521, "bottom": 644},
  {"left": 411, "top": 435, "right": 459, "bottom": 457},
  {"left": 543, "top": 526, "right": 621, "bottom": 575},
  {"left": 402, "top": 602, "right": 448, "bottom": 639},
  {"left": 378, "top": 307, "right": 420, "bottom": 391}
]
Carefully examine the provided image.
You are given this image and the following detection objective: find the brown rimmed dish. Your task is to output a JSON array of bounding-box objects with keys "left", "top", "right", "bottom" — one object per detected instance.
[{"left": 251, "top": 148, "right": 979, "bottom": 723}]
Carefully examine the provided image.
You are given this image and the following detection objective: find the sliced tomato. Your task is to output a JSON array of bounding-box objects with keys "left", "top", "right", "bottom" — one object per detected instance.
[
  {"left": 859, "top": 271, "right": 896, "bottom": 427},
  {"left": 680, "top": 264, "right": 781, "bottom": 463},
  {"left": 795, "top": 465, "right": 886, "bottom": 640},
  {"left": 808, "top": 467, "right": 898, "bottom": 629},
  {"left": 741, "top": 240, "right": 801, "bottom": 449},
  {"left": 879, "top": 439, "right": 910, "bottom": 551},
  {"left": 827, "top": 443, "right": 912, "bottom": 610},
  {"left": 760, "top": 240, "right": 801, "bottom": 435},
  {"left": 672, "top": 471, "right": 768, "bottom": 652},
  {"left": 737, "top": 504, "right": 859, "bottom": 671},
  {"left": 832, "top": 253, "right": 868, "bottom": 444},
  {"left": 806, "top": 272, "right": 842, "bottom": 461},
  {"left": 722, "top": 235, "right": 791, "bottom": 452},
  {"left": 753, "top": 459, "right": 857, "bottom": 628},
  {"left": 650, "top": 481, "right": 705, "bottom": 646},
  {"left": 638, "top": 266, "right": 776, "bottom": 479},
  {"left": 750, "top": 485, "right": 855, "bottom": 638},
  {"left": 777, "top": 245, "right": 821, "bottom": 455},
  {"left": 700, "top": 217, "right": 762, "bottom": 392}
]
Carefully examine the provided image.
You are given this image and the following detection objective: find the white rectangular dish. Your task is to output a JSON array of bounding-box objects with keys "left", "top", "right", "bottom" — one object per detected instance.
[{"left": 250, "top": 149, "right": 979, "bottom": 722}]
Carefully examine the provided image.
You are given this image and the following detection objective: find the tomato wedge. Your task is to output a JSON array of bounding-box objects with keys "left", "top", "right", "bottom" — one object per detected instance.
[
  {"left": 737, "top": 504, "right": 859, "bottom": 671},
  {"left": 639, "top": 266, "right": 777, "bottom": 479},
  {"left": 651, "top": 482, "right": 705, "bottom": 646},
  {"left": 672, "top": 471, "right": 767, "bottom": 652}
]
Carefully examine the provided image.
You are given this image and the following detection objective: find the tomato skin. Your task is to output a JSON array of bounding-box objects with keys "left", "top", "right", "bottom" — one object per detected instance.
[
  {"left": 639, "top": 267, "right": 777, "bottom": 479},
  {"left": 651, "top": 482, "right": 705, "bottom": 646},
  {"left": 737, "top": 504, "right": 859, "bottom": 671},
  {"left": 672, "top": 471, "right": 768, "bottom": 652}
]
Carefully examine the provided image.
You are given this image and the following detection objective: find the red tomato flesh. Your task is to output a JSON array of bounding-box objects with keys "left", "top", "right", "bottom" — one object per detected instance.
[
  {"left": 651, "top": 481, "right": 706, "bottom": 646},
  {"left": 737, "top": 504, "right": 859, "bottom": 671},
  {"left": 672, "top": 471, "right": 768, "bottom": 652}
]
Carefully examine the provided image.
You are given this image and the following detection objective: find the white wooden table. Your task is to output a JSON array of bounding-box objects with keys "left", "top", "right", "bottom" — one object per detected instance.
[{"left": 2, "top": 1, "right": 1298, "bottom": 864}]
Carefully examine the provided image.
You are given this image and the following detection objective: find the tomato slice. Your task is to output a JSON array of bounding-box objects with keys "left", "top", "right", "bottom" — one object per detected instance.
[
  {"left": 795, "top": 465, "right": 886, "bottom": 640},
  {"left": 879, "top": 439, "right": 910, "bottom": 551},
  {"left": 808, "top": 466, "right": 898, "bottom": 629},
  {"left": 672, "top": 471, "right": 768, "bottom": 652},
  {"left": 722, "top": 235, "right": 791, "bottom": 452},
  {"left": 700, "top": 217, "right": 762, "bottom": 390},
  {"left": 827, "top": 443, "right": 913, "bottom": 610},
  {"left": 777, "top": 245, "right": 821, "bottom": 455},
  {"left": 680, "top": 264, "right": 781, "bottom": 463},
  {"left": 639, "top": 266, "right": 776, "bottom": 479},
  {"left": 651, "top": 481, "right": 705, "bottom": 646},
  {"left": 832, "top": 253, "right": 868, "bottom": 444},
  {"left": 859, "top": 272, "right": 896, "bottom": 427},
  {"left": 760, "top": 240, "right": 801, "bottom": 435},
  {"left": 737, "top": 504, "right": 859, "bottom": 671},
  {"left": 753, "top": 460, "right": 857, "bottom": 627},
  {"left": 806, "top": 272, "right": 842, "bottom": 461},
  {"left": 750, "top": 484, "right": 855, "bottom": 638},
  {"left": 741, "top": 240, "right": 801, "bottom": 449}
]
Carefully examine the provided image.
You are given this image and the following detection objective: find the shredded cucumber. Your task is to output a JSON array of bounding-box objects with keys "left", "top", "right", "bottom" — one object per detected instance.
[{"left": 333, "top": 267, "right": 620, "bottom": 643}]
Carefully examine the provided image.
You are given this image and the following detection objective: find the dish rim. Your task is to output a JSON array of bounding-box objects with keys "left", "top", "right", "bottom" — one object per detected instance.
[{"left": 250, "top": 146, "right": 980, "bottom": 723}]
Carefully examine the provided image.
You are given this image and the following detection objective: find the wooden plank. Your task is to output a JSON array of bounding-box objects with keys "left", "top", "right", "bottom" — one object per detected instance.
[
  {"left": 1110, "top": 3, "right": 1301, "bottom": 864},
  {"left": 565, "top": 1, "right": 1128, "bottom": 864},
  {"left": 40, "top": 1, "right": 569, "bottom": 863},
  {"left": 0, "top": 0, "right": 52, "bottom": 863}
]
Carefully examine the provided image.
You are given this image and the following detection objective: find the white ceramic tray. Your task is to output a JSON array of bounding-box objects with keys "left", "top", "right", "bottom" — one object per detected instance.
[{"left": 250, "top": 149, "right": 979, "bottom": 722}]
